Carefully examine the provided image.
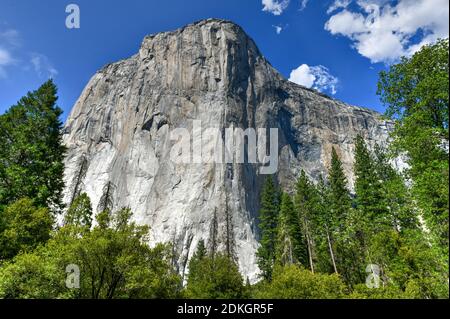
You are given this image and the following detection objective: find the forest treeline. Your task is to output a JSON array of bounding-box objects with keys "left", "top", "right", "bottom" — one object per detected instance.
[{"left": 0, "top": 39, "right": 448, "bottom": 299}]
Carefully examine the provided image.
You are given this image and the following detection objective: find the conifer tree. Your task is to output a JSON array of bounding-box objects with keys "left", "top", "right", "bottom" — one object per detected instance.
[
  {"left": 328, "top": 148, "right": 351, "bottom": 228},
  {"left": 0, "top": 80, "right": 66, "bottom": 211},
  {"left": 352, "top": 136, "right": 391, "bottom": 284},
  {"left": 193, "top": 239, "right": 207, "bottom": 261},
  {"left": 275, "top": 192, "right": 307, "bottom": 267},
  {"left": 372, "top": 145, "right": 418, "bottom": 231},
  {"left": 327, "top": 148, "right": 363, "bottom": 285},
  {"left": 353, "top": 135, "right": 387, "bottom": 231},
  {"left": 294, "top": 171, "right": 317, "bottom": 272},
  {"left": 186, "top": 240, "right": 244, "bottom": 299},
  {"left": 64, "top": 193, "right": 93, "bottom": 230},
  {"left": 315, "top": 176, "right": 339, "bottom": 274},
  {"left": 256, "top": 177, "right": 280, "bottom": 280}
]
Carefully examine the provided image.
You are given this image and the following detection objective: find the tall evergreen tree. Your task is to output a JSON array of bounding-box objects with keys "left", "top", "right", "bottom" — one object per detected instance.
[
  {"left": 314, "top": 176, "right": 339, "bottom": 274},
  {"left": 256, "top": 176, "right": 280, "bottom": 280},
  {"left": 328, "top": 148, "right": 351, "bottom": 228},
  {"left": 294, "top": 170, "right": 317, "bottom": 273},
  {"left": 275, "top": 192, "right": 307, "bottom": 267},
  {"left": 353, "top": 136, "right": 392, "bottom": 284},
  {"left": 0, "top": 80, "right": 66, "bottom": 211},
  {"left": 327, "top": 148, "right": 364, "bottom": 286},
  {"left": 353, "top": 135, "right": 387, "bottom": 229},
  {"left": 372, "top": 144, "right": 418, "bottom": 231}
]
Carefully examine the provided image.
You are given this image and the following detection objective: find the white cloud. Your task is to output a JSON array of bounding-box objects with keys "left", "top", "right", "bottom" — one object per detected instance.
[
  {"left": 0, "top": 48, "right": 12, "bottom": 65},
  {"left": 273, "top": 25, "right": 283, "bottom": 34},
  {"left": 289, "top": 64, "right": 339, "bottom": 95},
  {"left": 30, "top": 53, "right": 58, "bottom": 78},
  {"left": 0, "top": 28, "right": 19, "bottom": 78},
  {"left": 0, "top": 48, "right": 13, "bottom": 78},
  {"left": 300, "top": 0, "right": 310, "bottom": 11},
  {"left": 327, "top": 0, "right": 352, "bottom": 14},
  {"left": 325, "top": 0, "right": 449, "bottom": 63},
  {"left": 0, "top": 29, "right": 20, "bottom": 47},
  {"left": 262, "top": 0, "right": 290, "bottom": 15},
  {"left": 1, "top": 26, "right": 58, "bottom": 80}
]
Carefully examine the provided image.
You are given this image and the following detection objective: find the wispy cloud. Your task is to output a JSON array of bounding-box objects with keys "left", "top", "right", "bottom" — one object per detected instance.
[
  {"left": 262, "top": 0, "right": 290, "bottom": 15},
  {"left": 0, "top": 28, "right": 19, "bottom": 78},
  {"left": 0, "top": 29, "right": 21, "bottom": 47},
  {"left": 0, "top": 24, "right": 58, "bottom": 80},
  {"left": 325, "top": 0, "right": 449, "bottom": 64},
  {"left": 30, "top": 53, "right": 58, "bottom": 79},
  {"left": 327, "top": 0, "right": 351, "bottom": 14},
  {"left": 272, "top": 25, "right": 284, "bottom": 35},
  {"left": 289, "top": 64, "right": 339, "bottom": 95},
  {"left": 0, "top": 48, "right": 13, "bottom": 78},
  {"left": 300, "top": 0, "right": 310, "bottom": 11}
]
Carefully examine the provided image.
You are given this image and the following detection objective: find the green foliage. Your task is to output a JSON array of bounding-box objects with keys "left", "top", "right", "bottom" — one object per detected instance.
[
  {"left": 185, "top": 242, "right": 244, "bottom": 299},
  {"left": 350, "top": 228, "right": 448, "bottom": 299},
  {"left": 256, "top": 177, "right": 280, "bottom": 280},
  {"left": 0, "top": 249, "right": 68, "bottom": 299},
  {"left": 378, "top": 38, "right": 448, "bottom": 129},
  {"left": 275, "top": 193, "right": 307, "bottom": 267},
  {"left": 0, "top": 204, "right": 182, "bottom": 299},
  {"left": 326, "top": 149, "right": 364, "bottom": 286},
  {"left": 372, "top": 145, "right": 418, "bottom": 231},
  {"left": 0, "top": 80, "right": 66, "bottom": 211},
  {"left": 328, "top": 148, "right": 352, "bottom": 228},
  {"left": 64, "top": 193, "right": 93, "bottom": 230},
  {"left": 0, "top": 198, "right": 53, "bottom": 260},
  {"left": 349, "top": 284, "right": 407, "bottom": 299},
  {"left": 378, "top": 38, "right": 449, "bottom": 250},
  {"left": 253, "top": 265, "right": 346, "bottom": 299},
  {"left": 0, "top": 57, "right": 448, "bottom": 300},
  {"left": 354, "top": 135, "right": 387, "bottom": 229},
  {"left": 294, "top": 171, "right": 320, "bottom": 272}
]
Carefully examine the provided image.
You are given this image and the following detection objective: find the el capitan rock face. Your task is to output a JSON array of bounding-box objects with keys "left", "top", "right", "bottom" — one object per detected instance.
[{"left": 62, "top": 19, "right": 392, "bottom": 282}]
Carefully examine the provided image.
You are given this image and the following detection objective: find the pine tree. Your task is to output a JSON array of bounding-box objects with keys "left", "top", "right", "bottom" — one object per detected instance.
[
  {"left": 64, "top": 193, "right": 93, "bottom": 230},
  {"left": 315, "top": 176, "right": 339, "bottom": 274},
  {"left": 275, "top": 193, "right": 293, "bottom": 266},
  {"left": 0, "top": 80, "right": 66, "bottom": 211},
  {"left": 327, "top": 148, "right": 363, "bottom": 286},
  {"left": 373, "top": 145, "right": 418, "bottom": 231},
  {"left": 193, "top": 239, "right": 207, "bottom": 261},
  {"left": 352, "top": 136, "right": 391, "bottom": 285},
  {"left": 186, "top": 240, "right": 244, "bottom": 299},
  {"left": 328, "top": 148, "right": 351, "bottom": 228},
  {"left": 256, "top": 176, "right": 280, "bottom": 280},
  {"left": 353, "top": 135, "right": 387, "bottom": 231},
  {"left": 294, "top": 170, "right": 317, "bottom": 273},
  {"left": 275, "top": 192, "right": 307, "bottom": 267}
]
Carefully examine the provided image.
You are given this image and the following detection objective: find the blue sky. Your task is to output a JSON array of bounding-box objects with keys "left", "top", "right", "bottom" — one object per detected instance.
[{"left": 0, "top": 0, "right": 448, "bottom": 120}]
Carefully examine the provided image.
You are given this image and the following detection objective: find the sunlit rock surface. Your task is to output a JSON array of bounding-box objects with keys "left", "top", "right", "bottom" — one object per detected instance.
[{"left": 62, "top": 19, "right": 393, "bottom": 283}]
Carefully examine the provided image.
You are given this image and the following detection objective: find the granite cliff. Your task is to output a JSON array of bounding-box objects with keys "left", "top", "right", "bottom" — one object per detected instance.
[{"left": 62, "top": 19, "right": 393, "bottom": 282}]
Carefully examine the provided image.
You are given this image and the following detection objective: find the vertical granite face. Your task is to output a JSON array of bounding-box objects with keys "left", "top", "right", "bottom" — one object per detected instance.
[{"left": 62, "top": 19, "right": 393, "bottom": 282}]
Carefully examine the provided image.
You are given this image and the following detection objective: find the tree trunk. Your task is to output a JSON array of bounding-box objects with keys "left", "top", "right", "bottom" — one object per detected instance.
[
  {"left": 326, "top": 227, "right": 338, "bottom": 274},
  {"left": 304, "top": 221, "right": 315, "bottom": 273}
]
